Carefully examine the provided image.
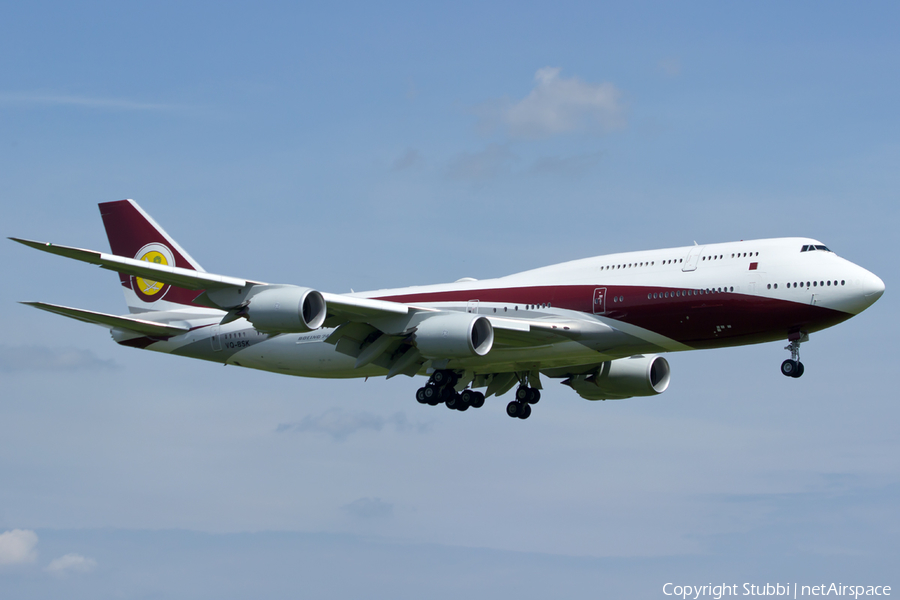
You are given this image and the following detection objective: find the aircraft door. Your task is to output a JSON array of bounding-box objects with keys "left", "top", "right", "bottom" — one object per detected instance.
[
  {"left": 211, "top": 325, "right": 222, "bottom": 351},
  {"left": 467, "top": 300, "right": 479, "bottom": 314},
  {"left": 683, "top": 246, "right": 704, "bottom": 272},
  {"left": 592, "top": 288, "right": 607, "bottom": 314}
]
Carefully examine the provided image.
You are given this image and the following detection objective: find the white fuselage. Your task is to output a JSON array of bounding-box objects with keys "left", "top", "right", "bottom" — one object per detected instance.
[{"left": 136, "top": 237, "right": 883, "bottom": 379}]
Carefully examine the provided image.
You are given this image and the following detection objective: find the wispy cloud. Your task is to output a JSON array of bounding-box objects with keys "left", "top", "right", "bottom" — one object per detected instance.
[
  {"left": 392, "top": 148, "right": 424, "bottom": 171},
  {"left": 0, "top": 529, "right": 38, "bottom": 566},
  {"left": 276, "top": 409, "right": 431, "bottom": 441},
  {"left": 45, "top": 553, "right": 98, "bottom": 576},
  {"left": 0, "top": 91, "right": 181, "bottom": 111},
  {"left": 478, "top": 68, "right": 625, "bottom": 140},
  {"left": 659, "top": 57, "right": 682, "bottom": 78},
  {"left": 700, "top": 479, "right": 900, "bottom": 558},
  {"left": 341, "top": 497, "right": 394, "bottom": 519},
  {"left": 527, "top": 151, "right": 604, "bottom": 176},
  {"left": 445, "top": 143, "right": 517, "bottom": 181},
  {"left": 0, "top": 345, "right": 118, "bottom": 373}
]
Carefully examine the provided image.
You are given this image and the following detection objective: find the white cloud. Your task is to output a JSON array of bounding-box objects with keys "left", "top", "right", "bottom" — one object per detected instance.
[
  {"left": 492, "top": 67, "right": 625, "bottom": 139},
  {"left": 0, "top": 529, "right": 38, "bottom": 566},
  {"left": 45, "top": 553, "right": 97, "bottom": 576}
]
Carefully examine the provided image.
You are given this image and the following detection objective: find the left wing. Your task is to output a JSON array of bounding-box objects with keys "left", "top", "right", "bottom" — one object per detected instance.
[
  {"left": 11, "top": 237, "right": 410, "bottom": 323},
  {"left": 12, "top": 237, "right": 590, "bottom": 367},
  {"left": 10, "top": 238, "right": 256, "bottom": 290}
]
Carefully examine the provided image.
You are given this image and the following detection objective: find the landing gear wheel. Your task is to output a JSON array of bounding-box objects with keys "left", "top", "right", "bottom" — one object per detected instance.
[
  {"left": 416, "top": 387, "right": 428, "bottom": 404},
  {"left": 518, "top": 403, "right": 532, "bottom": 419},
  {"left": 432, "top": 370, "right": 457, "bottom": 387},
  {"left": 469, "top": 391, "right": 485, "bottom": 408},
  {"left": 446, "top": 393, "right": 460, "bottom": 410},
  {"left": 782, "top": 335, "right": 807, "bottom": 379},
  {"left": 424, "top": 385, "right": 441, "bottom": 405},
  {"left": 439, "top": 386, "right": 454, "bottom": 402},
  {"left": 526, "top": 388, "right": 540, "bottom": 404},
  {"left": 515, "top": 386, "right": 529, "bottom": 401},
  {"left": 456, "top": 400, "right": 470, "bottom": 412},
  {"left": 781, "top": 359, "right": 798, "bottom": 377},
  {"left": 506, "top": 401, "right": 521, "bottom": 418}
]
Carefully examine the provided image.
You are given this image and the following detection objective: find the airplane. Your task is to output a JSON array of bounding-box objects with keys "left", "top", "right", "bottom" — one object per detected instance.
[{"left": 11, "top": 199, "right": 885, "bottom": 420}]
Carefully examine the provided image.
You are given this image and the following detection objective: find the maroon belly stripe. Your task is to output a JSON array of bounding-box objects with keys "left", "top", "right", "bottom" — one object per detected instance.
[{"left": 374, "top": 285, "right": 851, "bottom": 348}]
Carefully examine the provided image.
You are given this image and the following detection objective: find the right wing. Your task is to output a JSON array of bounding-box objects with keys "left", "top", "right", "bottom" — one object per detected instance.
[{"left": 21, "top": 301, "right": 190, "bottom": 337}]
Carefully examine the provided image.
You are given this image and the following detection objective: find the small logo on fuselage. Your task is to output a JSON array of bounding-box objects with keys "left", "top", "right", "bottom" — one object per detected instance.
[{"left": 132, "top": 243, "right": 174, "bottom": 302}]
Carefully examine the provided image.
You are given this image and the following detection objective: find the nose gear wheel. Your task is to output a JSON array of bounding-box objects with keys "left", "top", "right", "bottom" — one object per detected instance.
[{"left": 781, "top": 335, "right": 807, "bottom": 378}]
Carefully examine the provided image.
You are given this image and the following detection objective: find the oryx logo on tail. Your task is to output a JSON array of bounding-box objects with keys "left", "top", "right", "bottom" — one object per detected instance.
[{"left": 132, "top": 242, "right": 174, "bottom": 302}]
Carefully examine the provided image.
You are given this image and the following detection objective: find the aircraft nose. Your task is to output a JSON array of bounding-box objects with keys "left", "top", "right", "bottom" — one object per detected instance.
[
  {"left": 851, "top": 268, "right": 885, "bottom": 314},
  {"left": 863, "top": 272, "right": 885, "bottom": 302}
]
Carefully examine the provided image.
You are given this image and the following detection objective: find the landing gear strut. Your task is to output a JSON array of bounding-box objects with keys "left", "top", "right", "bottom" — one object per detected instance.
[
  {"left": 415, "top": 370, "right": 485, "bottom": 412},
  {"left": 781, "top": 334, "right": 807, "bottom": 378}
]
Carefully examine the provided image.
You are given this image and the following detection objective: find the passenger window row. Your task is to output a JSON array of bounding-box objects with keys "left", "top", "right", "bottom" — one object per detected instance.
[
  {"left": 601, "top": 251, "right": 760, "bottom": 270},
  {"left": 646, "top": 287, "right": 734, "bottom": 300},
  {"left": 601, "top": 261, "right": 655, "bottom": 270},
  {"left": 767, "top": 280, "right": 845, "bottom": 290}
]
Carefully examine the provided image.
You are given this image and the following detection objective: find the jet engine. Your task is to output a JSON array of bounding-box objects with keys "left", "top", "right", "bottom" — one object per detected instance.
[
  {"left": 413, "top": 312, "right": 494, "bottom": 358},
  {"left": 563, "top": 355, "right": 670, "bottom": 400},
  {"left": 243, "top": 286, "right": 327, "bottom": 333}
]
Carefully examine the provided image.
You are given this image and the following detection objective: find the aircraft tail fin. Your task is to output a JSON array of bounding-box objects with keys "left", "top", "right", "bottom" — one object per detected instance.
[{"left": 99, "top": 199, "right": 207, "bottom": 312}]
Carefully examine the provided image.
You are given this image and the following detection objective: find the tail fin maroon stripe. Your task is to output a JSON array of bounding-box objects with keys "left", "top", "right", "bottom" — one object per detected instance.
[{"left": 99, "top": 199, "right": 206, "bottom": 308}]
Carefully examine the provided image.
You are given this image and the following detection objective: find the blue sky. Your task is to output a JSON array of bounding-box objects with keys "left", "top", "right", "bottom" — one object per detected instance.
[{"left": 1, "top": 2, "right": 897, "bottom": 598}]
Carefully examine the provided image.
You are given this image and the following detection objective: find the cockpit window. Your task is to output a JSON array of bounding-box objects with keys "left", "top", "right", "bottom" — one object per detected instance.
[
  {"left": 801, "top": 244, "right": 833, "bottom": 253},
  {"left": 814, "top": 245, "right": 831, "bottom": 252}
]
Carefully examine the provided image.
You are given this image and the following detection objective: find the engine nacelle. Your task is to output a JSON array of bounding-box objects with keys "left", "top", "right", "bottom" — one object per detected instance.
[
  {"left": 244, "top": 286, "right": 327, "bottom": 333},
  {"left": 413, "top": 312, "right": 494, "bottom": 359},
  {"left": 564, "top": 355, "right": 671, "bottom": 400}
]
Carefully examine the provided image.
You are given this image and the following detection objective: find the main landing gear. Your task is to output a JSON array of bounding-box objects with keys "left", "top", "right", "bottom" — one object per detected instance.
[
  {"left": 506, "top": 385, "right": 540, "bottom": 420},
  {"left": 416, "top": 370, "right": 485, "bottom": 412},
  {"left": 781, "top": 334, "right": 807, "bottom": 378}
]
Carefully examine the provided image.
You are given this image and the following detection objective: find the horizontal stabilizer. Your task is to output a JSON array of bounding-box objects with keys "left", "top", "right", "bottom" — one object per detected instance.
[
  {"left": 9, "top": 238, "right": 260, "bottom": 291},
  {"left": 21, "top": 301, "right": 190, "bottom": 337}
]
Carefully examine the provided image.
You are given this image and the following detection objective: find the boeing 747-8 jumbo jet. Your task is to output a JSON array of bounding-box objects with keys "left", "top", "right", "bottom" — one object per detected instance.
[{"left": 13, "top": 200, "right": 885, "bottom": 419}]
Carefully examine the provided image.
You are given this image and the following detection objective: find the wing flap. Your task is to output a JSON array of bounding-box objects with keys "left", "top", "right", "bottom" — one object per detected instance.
[
  {"left": 488, "top": 315, "right": 583, "bottom": 347},
  {"left": 21, "top": 301, "right": 190, "bottom": 337},
  {"left": 321, "top": 292, "right": 411, "bottom": 323}
]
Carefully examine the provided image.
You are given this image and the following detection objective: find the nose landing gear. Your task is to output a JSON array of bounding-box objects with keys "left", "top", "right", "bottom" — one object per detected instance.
[{"left": 781, "top": 333, "right": 808, "bottom": 378}]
